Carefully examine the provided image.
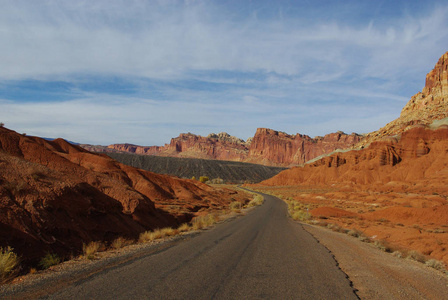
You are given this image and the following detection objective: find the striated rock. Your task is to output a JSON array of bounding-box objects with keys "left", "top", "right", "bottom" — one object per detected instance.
[
  {"left": 259, "top": 125, "right": 448, "bottom": 186},
  {"left": 0, "top": 126, "right": 245, "bottom": 265},
  {"left": 358, "top": 51, "right": 448, "bottom": 148},
  {"left": 247, "top": 128, "right": 362, "bottom": 166},
  {"left": 103, "top": 130, "right": 361, "bottom": 167}
]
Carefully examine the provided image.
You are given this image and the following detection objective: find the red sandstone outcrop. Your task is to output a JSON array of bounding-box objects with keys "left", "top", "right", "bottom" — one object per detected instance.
[
  {"left": 103, "top": 130, "right": 361, "bottom": 167},
  {"left": 247, "top": 128, "right": 362, "bottom": 166},
  {"left": 259, "top": 125, "right": 448, "bottom": 186},
  {"left": 0, "top": 127, "right": 244, "bottom": 265},
  {"left": 358, "top": 51, "right": 448, "bottom": 148}
]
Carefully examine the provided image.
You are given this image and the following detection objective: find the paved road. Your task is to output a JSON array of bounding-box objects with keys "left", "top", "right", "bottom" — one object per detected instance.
[{"left": 44, "top": 194, "right": 358, "bottom": 299}]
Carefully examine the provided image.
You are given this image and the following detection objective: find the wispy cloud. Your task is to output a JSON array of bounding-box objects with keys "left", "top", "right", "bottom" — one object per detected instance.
[{"left": 0, "top": 0, "right": 447, "bottom": 144}]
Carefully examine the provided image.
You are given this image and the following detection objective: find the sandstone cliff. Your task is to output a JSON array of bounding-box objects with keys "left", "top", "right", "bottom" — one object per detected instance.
[
  {"left": 260, "top": 124, "right": 448, "bottom": 186},
  {"left": 358, "top": 51, "right": 448, "bottom": 148},
  {"left": 247, "top": 128, "right": 362, "bottom": 166},
  {"left": 104, "top": 130, "right": 361, "bottom": 167}
]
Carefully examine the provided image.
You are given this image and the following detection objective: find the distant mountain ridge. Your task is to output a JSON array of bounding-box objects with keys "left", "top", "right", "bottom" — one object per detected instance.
[{"left": 83, "top": 129, "right": 362, "bottom": 167}]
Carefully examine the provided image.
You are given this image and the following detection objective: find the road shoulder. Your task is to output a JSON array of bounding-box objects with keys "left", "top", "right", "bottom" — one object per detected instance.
[{"left": 303, "top": 224, "right": 448, "bottom": 299}]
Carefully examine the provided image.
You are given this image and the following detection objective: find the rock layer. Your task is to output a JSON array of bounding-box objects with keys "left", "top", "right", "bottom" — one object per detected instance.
[
  {"left": 358, "top": 51, "right": 448, "bottom": 148},
  {"left": 0, "top": 127, "right": 243, "bottom": 265},
  {"left": 104, "top": 130, "right": 361, "bottom": 167}
]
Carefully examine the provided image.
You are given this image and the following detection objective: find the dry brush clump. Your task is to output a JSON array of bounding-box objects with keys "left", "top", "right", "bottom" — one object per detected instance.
[
  {"left": 38, "top": 253, "right": 60, "bottom": 270},
  {"left": 178, "top": 223, "right": 191, "bottom": 232},
  {"left": 192, "top": 214, "right": 218, "bottom": 230},
  {"left": 110, "top": 237, "right": 133, "bottom": 250},
  {"left": 83, "top": 241, "right": 103, "bottom": 260},
  {"left": 287, "top": 200, "right": 311, "bottom": 222},
  {"left": 229, "top": 201, "right": 242, "bottom": 212},
  {"left": 247, "top": 194, "right": 264, "bottom": 207},
  {"left": 0, "top": 247, "right": 19, "bottom": 283}
]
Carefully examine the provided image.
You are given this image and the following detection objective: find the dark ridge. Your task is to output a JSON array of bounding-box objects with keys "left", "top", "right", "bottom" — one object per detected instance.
[{"left": 106, "top": 152, "right": 286, "bottom": 183}]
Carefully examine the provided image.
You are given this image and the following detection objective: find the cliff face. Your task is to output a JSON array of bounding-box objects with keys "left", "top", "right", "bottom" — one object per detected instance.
[
  {"left": 358, "top": 51, "right": 448, "bottom": 148},
  {"left": 260, "top": 125, "right": 448, "bottom": 186},
  {"left": 247, "top": 128, "right": 362, "bottom": 166},
  {"left": 105, "top": 130, "right": 361, "bottom": 167},
  {"left": 0, "top": 127, "right": 241, "bottom": 265}
]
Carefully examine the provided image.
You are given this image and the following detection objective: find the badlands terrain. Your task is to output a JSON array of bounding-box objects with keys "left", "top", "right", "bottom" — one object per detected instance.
[
  {"left": 253, "top": 51, "right": 448, "bottom": 267},
  {"left": 0, "top": 51, "right": 447, "bottom": 297}
]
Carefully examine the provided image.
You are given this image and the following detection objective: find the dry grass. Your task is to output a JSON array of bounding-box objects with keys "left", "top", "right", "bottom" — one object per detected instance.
[
  {"left": 110, "top": 237, "right": 133, "bottom": 250},
  {"left": 178, "top": 223, "right": 191, "bottom": 232},
  {"left": 425, "top": 259, "right": 446, "bottom": 272},
  {"left": 287, "top": 200, "right": 312, "bottom": 222},
  {"left": 192, "top": 214, "right": 218, "bottom": 230},
  {"left": 0, "top": 247, "right": 19, "bottom": 282},
  {"left": 229, "top": 201, "right": 242, "bottom": 211},
  {"left": 247, "top": 194, "right": 264, "bottom": 207},
  {"left": 83, "top": 241, "right": 102, "bottom": 260},
  {"left": 38, "top": 253, "right": 60, "bottom": 270},
  {"left": 161, "top": 227, "right": 178, "bottom": 236}
]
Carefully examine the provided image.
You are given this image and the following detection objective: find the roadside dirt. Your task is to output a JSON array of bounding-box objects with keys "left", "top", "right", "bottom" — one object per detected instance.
[{"left": 304, "top": 224, "right": 448, "bottom": 299}]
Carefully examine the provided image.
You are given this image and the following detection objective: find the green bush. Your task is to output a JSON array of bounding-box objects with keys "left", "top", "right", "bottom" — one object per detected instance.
[{"left": 39, "top": 253, "right": 60, "bottom": 270}]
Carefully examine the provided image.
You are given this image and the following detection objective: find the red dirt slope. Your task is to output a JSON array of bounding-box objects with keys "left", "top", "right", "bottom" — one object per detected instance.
[{"left": 0, "top": 127, "right": 242, "bottom": 265}]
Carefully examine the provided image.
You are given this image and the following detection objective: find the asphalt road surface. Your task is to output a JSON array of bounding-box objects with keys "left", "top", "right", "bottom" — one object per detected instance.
[{"left": 44, "top": 194, "right": 358, "bottom": 299}]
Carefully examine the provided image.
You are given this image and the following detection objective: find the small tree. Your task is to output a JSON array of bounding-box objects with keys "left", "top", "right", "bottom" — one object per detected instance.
[
  {"left": 199, "top": 176, "right": 209, "bottom": 183},
  {"left": 191, "top": 176, "right": 196, "bottom": 180},
  {"left": 0, "top": 122, "right": 4, "bottom": 127}
]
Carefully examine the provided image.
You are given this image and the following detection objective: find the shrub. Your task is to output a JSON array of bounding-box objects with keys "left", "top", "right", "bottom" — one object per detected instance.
[
  {"left": 247, "top": 194, "right": 264, "bottom": 207},
  {"left": 0, "top": 122, "right": 4, "bottom": 127},
  {"left": 161, "top": 227, "right": 178, "bottom": 237},
  {"left": 199, "top": 176, "right": 209, "bottom": 183},
  {"left": 425, "top": 259, "right": 446, "bottom": 271},
  {"left": 111, "top": 237, "right": 132, "bottom": 250},
  {"left": 0, "top": 247, "right": 19, "bottom": 282},
  {"left": 191, "top": 176, "right": 196, "bottom": 180},
  {"left": 406, "top": 250, "right": 426, "bottom": 263},
  {"left": 178, "top": 223, "right": 191, "bottom": 232},
  {"left": 291, "top": 210, "right": 311, "bottom": 221},
  {"left": 83, "top": 241, "right": 102, "bottom": 260},
  {"left": 192, "top": 214, "right": 217, "bottom": 230},
  {"left": 38, "top": 253, "right": 60, "bottom": 270},
  {"left": 230, "top": 201, "right": 242, "bottom": 211}
]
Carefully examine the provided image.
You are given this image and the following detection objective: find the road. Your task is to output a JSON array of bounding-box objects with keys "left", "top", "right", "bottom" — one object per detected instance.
[{"left": 43, "top": 193, "right": 358, "bottom": 299}]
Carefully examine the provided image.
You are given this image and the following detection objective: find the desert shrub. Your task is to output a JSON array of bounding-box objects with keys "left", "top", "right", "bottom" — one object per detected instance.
[
  {"left": 38, "top": 253, "right": 60, "bottom": 270},
  {"left": 83, "top": 241, "right": 102, "bottom": 260},
  {"left": 230, "top": 201, "right": 242, "bottom": 211},
  {"left": 425, "top": 259, "right": 446, "bottom": 271},
  {"left": 406, "top": 250, "right": 426, "bottom": 263},
  {"left": 191, "top": 176, "right": 196, "bottom": 180},
  {"left": 291, "top": 210, "right": 311, "bottom": 221},
  {"left": 161, "top": 227, "right": 178, "bottom": 237},
  {"left": 0, "top": 247, "right": 19, "bottom": 282},
  {"left": 199, "top": 176, "right": 209, "bottom": 183},
  {"left": 111, "top": 237, "right": 132, "bottom": 250},
  {"left": 247, "top": 194, "right": 264, "bottom": 207},
  {"left": 192, "top": 214, "right": 217, "bottom": 230},
  {"left": 374, "top": 240, "right": 393, "bottom": 253},
  {"left": 0, "top": 122, "right": 4, "bottom": 127},
  {"left": 178, "top": 223, "right": 191, "bottom": 232},
  {"left": 347, "top": 229, "right": 363, "bottom": 238}
]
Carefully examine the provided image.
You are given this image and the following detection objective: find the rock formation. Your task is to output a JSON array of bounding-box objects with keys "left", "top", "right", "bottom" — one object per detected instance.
[
  {"left": 0, "top": 127, "right": 245, "bottom": 265},
  {"left": 358, "top": 51, "right": 448, "bottom": 148},
  {"left": 247, "top": 128, "right": 362, "bottom": 166},
  {"left": 103, "top": 130, "right": 361, "bottom": 167}
]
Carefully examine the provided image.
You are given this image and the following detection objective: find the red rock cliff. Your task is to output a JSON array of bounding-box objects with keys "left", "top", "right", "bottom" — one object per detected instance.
[
  {"left": 104, "top": 130, "right": 361, "bottom": 167},
  {"left": 358, "top": 51, "right": 448, "bottom": 148},
  {"left": 247, "top": 128, "right": 362, "bottom": 166}
]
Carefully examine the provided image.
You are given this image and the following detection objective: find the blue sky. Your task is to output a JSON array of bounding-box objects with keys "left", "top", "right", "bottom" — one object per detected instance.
[{"left": 0, "top": 0, "right": 447, "bottom": 145}]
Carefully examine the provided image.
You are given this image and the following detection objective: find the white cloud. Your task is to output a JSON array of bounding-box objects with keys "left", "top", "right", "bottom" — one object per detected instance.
[{"left": 0, "top": 1, "right": 447, "bottom": 145}]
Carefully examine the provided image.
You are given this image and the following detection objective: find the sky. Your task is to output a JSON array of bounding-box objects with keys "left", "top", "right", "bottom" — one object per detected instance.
[{"left": 0, "top": 0, "right": 447, "bottom": 145}]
